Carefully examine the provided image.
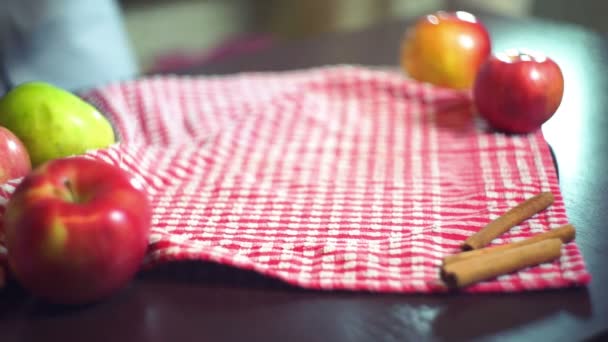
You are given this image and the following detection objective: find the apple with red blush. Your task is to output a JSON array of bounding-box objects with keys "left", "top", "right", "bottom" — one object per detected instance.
[
  {"left": 3, "top": 157, "right": 151, "bottom": 304},
  {"left": 0, "top": 126, "right": 31, "bottom": 184},
  {"left": 473, "top": 49, "right": 564, "bottom": 133},
  {"left": 400, "top": 11, "right": 492, "bottom": 90}
]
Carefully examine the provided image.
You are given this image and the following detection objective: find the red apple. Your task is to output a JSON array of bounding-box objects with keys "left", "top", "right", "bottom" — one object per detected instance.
[
  {"left": 0, "top": 126, "right": 31, "bottom": 184},
  {"left": 3, "top": 157, "right": 151, "bottom": 304},
  {"left": 400, "top": 11, "right": 491, "bottom": 89},
  {"left": 473, "top": 49, "right": 564, "bottom": 133}
]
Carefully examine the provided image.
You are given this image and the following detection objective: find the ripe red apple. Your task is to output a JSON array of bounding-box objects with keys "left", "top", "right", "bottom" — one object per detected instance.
[
  {"left": 473, "top": 49, "right": 564, "bottom": 133},
  {"left": 4, "top": 157, "right": 151, "bottom": 304},
  {"left": 400, "top": 11, "right": 491, "bottom": 89},
  {"left": 0, "top": 126, "right": 31, "bottom": 184}
]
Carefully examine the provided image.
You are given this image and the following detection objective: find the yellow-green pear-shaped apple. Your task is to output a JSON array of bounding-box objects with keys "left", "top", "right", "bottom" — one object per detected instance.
[{"left": 0, "top": 82, "right": 115, "bottom": 167}]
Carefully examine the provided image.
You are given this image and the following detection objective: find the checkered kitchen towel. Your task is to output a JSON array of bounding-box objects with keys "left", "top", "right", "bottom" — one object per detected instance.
[{"left": 0, "top": 66, "right": 590, "bottom": 292}]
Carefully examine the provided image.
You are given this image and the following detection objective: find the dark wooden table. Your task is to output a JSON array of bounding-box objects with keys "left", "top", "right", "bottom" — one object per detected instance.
[{"left": 2, "top": 12, "right": 607, "bottom": 342}]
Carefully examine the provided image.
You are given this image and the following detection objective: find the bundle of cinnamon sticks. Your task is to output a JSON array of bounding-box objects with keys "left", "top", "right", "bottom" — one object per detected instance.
[{"left": 440, "top": 192, "right": 575, "bottom": 289}]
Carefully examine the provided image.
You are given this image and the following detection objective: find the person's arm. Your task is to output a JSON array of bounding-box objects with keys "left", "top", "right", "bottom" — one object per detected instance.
[{"left": 0, "top": 0, "right": 138, "bottom": 94}]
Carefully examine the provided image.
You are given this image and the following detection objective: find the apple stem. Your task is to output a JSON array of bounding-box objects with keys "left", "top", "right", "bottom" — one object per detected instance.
[{"left": 63, "top": 179, "right": 78, "bottom": 203}]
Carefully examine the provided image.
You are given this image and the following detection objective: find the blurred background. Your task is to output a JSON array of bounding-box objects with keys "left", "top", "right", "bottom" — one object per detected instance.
[{"left": 118, "top": 0, "right": 606, "bottom": 73}]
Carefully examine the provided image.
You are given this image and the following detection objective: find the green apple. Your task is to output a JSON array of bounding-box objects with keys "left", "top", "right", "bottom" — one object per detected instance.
[{"left": 0, "top": 82, "right": 115, "bottom": 167}]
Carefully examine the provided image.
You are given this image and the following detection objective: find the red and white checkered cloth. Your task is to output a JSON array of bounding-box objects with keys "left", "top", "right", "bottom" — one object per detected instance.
[{"left": 0, "top": 66, "right": 590, "bottom": 292}]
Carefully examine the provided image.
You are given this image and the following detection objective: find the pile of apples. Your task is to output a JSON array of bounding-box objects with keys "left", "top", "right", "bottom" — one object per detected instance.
[
  {"left": 0, "top": 82, "right": 151, "bottom": 305},
  {"left": 400, "top": 11, "right": 564, "bottom": 133}
]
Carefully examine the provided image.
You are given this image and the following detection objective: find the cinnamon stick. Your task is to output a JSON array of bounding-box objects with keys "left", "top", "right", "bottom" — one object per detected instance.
[
  {"left": 441, "top": 238, "right": 562, "bottom": 288},
  {"left": 462, "top": 192, "right": 554, "bottom": 251},
  {"left": 444, "top": 224, "right": 575, "bottom": 265}
]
